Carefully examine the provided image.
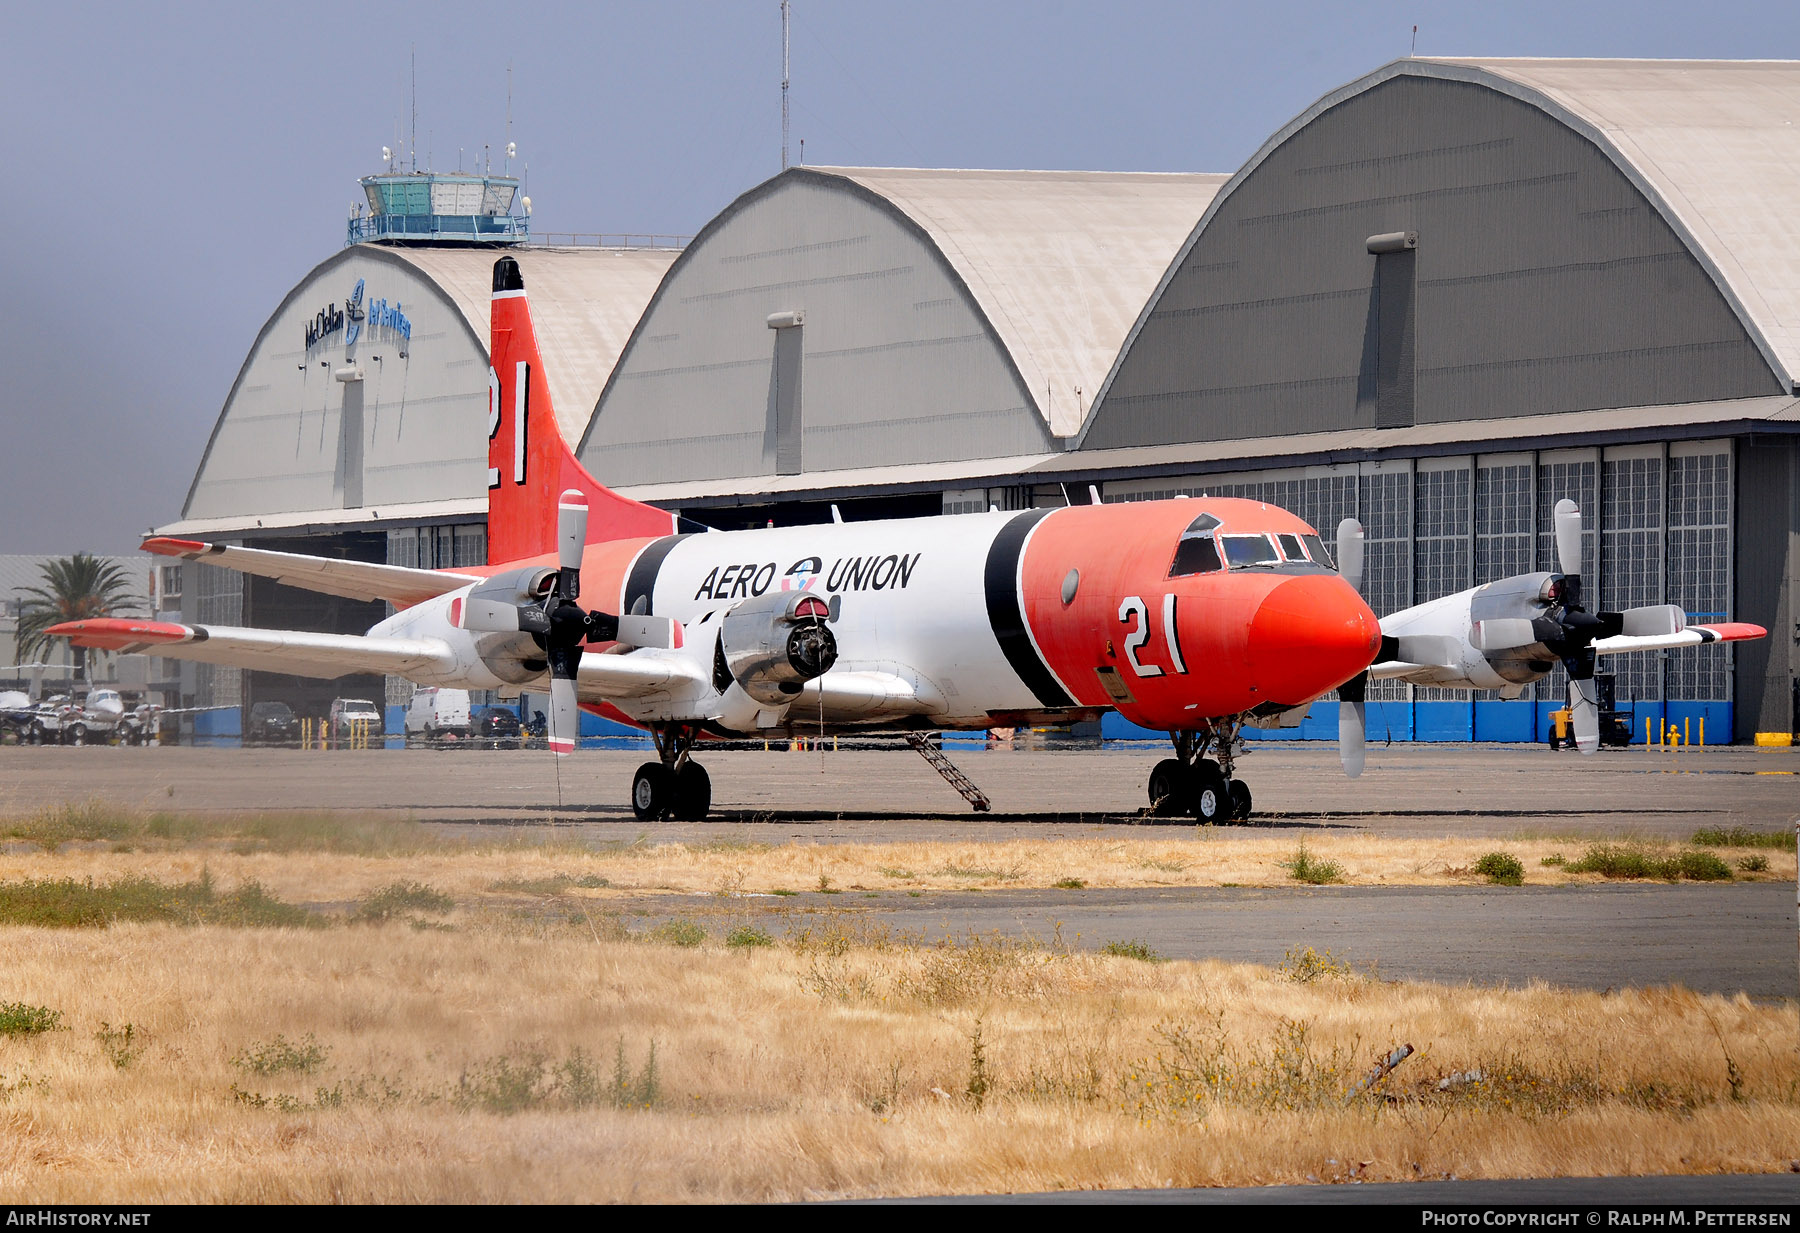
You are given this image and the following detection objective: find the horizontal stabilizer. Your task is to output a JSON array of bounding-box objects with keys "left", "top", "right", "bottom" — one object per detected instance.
[
  {"left": 51, "top": 619, "right": 454, "bottom": 680},
  {"left": 1595, "top": 621, "right": 1764, "bottom": 656},
  {"left": 143, "top": 538, "right": 480, "bottom": 609}
]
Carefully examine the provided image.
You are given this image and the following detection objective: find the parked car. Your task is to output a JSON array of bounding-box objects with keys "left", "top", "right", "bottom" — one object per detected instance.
[
  {"left": 328, "top": 697, "right": 384, "bottom": 746},
  {"left": 405, "top": 688, "right": 471, "bottom": 745},
  {"left": 246, "top": 701, "right": 300, "bottom": 746},
  {"left": 470, "top": 705, "right": 522, "bottom": 749}
]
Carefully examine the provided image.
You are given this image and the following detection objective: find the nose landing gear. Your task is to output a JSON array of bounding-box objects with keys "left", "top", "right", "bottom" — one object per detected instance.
[{"left": 1147, "top": 722, "right": 1255, "bottom": 824}]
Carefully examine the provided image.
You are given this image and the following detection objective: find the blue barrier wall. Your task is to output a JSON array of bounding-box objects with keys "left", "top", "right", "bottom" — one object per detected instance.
[
  {"left": 192, "top": 706, "right": 241, "bottom": 747},
  {"left": 1112, "top": 698, "right": 1738, "bottom": 747}
]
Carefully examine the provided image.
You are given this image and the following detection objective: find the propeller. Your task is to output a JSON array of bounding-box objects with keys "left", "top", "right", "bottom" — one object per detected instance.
[
  {"left": 1335, "top": 518, "right": 1369, "bottom": 778},
  {"left": 1467, "top": 499, "right": 1682, "bottom": 755},
  {"left": 462, "top": 489, "right": 620, "bottom": 757}
]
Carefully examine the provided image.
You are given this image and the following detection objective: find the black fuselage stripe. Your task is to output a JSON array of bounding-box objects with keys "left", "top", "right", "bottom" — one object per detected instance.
[
  {"left": 984, "top": 509, "right": 1074, "bottom": 709},
  {"left": 623, "top": 534, "right": 691, "bottom": 615}
]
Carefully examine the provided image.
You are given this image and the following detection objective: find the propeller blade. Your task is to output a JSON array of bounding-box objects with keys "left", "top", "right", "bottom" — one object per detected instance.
[
  {"left": 1336, "top": 518, "right": 1365, "bottom": 594},
  {"left": 1470, "top": 618, "right": 1539, "bottom": 653},
  {"left": 557, "top": 490, "right": 588, "bottom": 599},
  {"left": 1340, "top": 699, "right": 1366, "bottom": 778},
  {"left": 1553, "top": 499, "right": 1583, "bottom": 579},
  {"left": 1337, "top": 671, "right": 1368, "bottom": 778},
  {"left": 462, "top": 596, "right": 551, "bottom": 635},
  {"left": 1617, "top": 604, "right": 1685, "bottom": 638},
  {"left": 547, "top": 671, "right": 580, "bottom": 757},
  {"left": 615, "top": 614, "right": 681, "bottom": 650},
  {"left": 1567, "top": 676, "right": 1600, "bottom": 755}
]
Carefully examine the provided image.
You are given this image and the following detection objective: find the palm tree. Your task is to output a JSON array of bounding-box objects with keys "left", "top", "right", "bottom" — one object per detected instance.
[{"left": 14, "top": 554, "right": 142, "bottom": 683}]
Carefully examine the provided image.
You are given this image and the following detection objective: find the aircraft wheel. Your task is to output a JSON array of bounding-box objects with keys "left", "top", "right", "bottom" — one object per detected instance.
[
  {"left": 1227, "top": 779, "right": 1253, "bottom": 822},
  {"left": 1191, "top": 761, "right": 1229, "bottom": 824},
  {"left": 672, "top": 762, "right": 712, "bottom": 821},
  {"left": 67, "top": 724, "right": 88, "bottom": 747},
  {"left": 27, "top": 722, "right": 43, "bottom": 745},
  {"left": 1147, "top": 759, "right": 1190, "bottom": 817},
  {"left": 632, "top": 762, "right": 672, "bottom": 821}
]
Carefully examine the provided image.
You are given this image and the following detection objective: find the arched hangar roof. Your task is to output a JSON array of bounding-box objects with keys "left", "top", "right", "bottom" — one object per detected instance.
[
  {"left": 820, "top": 167, "right": 1228, "bottom": 435},
  {"left": 1079, "top": 57, "right": 1800, "bottom": 452},
  {"left": 1418, "top": 57, "right": 1800, "bottom": 392},
  {"left": 176, "top": 244, "right": 677, "bottom": 534},
  {"left": 578, "top": 166, "right": 1222, "bottom": 490}
]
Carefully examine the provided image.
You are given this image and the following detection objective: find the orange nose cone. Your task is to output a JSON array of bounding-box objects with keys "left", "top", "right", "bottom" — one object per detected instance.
[{"left": 1246, "top": 576, "right": 1381, "bottom": 705}]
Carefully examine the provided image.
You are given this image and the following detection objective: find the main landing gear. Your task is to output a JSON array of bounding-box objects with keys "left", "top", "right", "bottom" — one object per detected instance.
[
  {"left": 1148, "top": 722, "right": 1254, "bottom": 824},
  {"left": 632, "top": 724, "right": 711, "bottom": 821}
]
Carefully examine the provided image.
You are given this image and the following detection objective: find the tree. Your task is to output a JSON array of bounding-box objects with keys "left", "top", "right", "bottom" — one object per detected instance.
[{"left": 14, "top": 554, "right": 142, "bottom": 683}]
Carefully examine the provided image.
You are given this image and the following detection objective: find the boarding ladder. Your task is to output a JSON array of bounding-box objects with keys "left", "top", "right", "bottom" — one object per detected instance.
[{"left": 906, "top": 732, "right": 991, "bottom": 812}]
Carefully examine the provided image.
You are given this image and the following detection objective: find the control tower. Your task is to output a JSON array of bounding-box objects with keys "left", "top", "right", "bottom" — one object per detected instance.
[{"left": 347, "top": 169, "right": 528, "bottom": 246}]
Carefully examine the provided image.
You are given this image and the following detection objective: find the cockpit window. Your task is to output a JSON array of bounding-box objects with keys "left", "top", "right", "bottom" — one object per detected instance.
[
  {"left": 1221, "top": 535, "right": 1281, "bottom": 568},
  {"left": 1168, "top": 513, "right": 1224, "bottom": 577},
  {"left": 1301, "top": 533, "right": 1332, "bottom": 568},
  {"left": 1277, "top": 533, "right": 1305, "bottom": 561}
]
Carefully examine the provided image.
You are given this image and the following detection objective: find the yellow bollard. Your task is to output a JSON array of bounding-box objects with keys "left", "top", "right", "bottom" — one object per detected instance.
[
  {"left": 1644, "top": 716, "right": 1652, "bottom": 749},
  {"left": 1699, "top": 717, "right": 1705, "bottom": 747},
  {"left": 1684, "top": 718, "right": 1690, "bottom": 746}
]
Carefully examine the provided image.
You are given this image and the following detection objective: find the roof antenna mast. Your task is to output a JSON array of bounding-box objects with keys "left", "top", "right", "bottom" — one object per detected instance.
[
  {"left": 1410, "top": 24, "right": 1418, "bottom": 57},
  {"left": 781, "top": 0, "right": 791, "bottom": 170}
]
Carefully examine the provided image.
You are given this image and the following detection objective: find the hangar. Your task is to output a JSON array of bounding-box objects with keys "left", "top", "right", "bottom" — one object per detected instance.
[{"left": 162, "top": 57, "right": 1799, "bottom": 744}]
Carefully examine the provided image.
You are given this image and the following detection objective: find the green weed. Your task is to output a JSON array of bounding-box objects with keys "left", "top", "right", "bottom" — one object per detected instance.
[
  {"left": 1101, "top": 939, "right": 1165, "bottom": 963},
  {"left": 0, "top": 1002, "right": 63, "bottom": 1037},
  {"left": 0, "top": 871, "right": 318, "bottom": 929},
  {"left": 353, "top": 881, "right": 454, "bottom": 923},
  {"left": 453, "top": 1039, "right": 660, "bottom": 1113},
  {"left": 1691, "top": 826, "right": 1790, "bottom": 850},
  {"left": 965, "top": 1019, "right": 991, "bottom": 1111},
  {"left": 649, "top": 919, "right": 705, "bottom": 948},
  {"left": 725, "top": 925, "right": 774, "bottom": 949},
  {"left": 1281, "top": 843, "right": 1344, "bottom": 885},
  {"left": 1473, "top": 851, "right": 1525, "bottom": 886},
  {"left": 95, "top": 1022, "right": 144, "bottom": 1069},
  {"left": 1737, "top": 854, "right": 1770, "bottom": 873},
  {"left": 1278, "top": 945, "right": 1351, "bottom": 984},
  {"left": 233, "top": 1033, "right": 330, "bottom": 1076},
  {"left": 1053, "top": 878, "right": 1087, "bottom": 890},
  {"left": 1566, "top": 844, "right": 1732, "bottom": 882},
  {"left": 487, "top": 872, "right": 610, "bottom": 894}
]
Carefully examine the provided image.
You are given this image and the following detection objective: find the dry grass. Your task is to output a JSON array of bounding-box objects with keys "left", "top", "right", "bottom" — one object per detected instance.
[
  {"left": 0, "top": 816, "right": 1790, "bottom": 904},
  {"left": 0, "top": 914, "right": 1794, "bottom": 1202}
]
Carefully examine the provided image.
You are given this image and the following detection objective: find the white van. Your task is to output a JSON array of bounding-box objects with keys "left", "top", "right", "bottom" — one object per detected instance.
[{"left": 404, "top": 687, "right": 471, "bottom": 744}]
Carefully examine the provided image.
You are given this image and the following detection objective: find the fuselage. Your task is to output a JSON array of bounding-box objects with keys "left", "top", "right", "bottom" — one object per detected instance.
[{"left": 375, "top": 497, "right": 1381, "bottom": 736}]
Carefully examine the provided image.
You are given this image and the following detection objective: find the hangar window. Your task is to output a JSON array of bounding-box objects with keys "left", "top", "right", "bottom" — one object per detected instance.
[{"left": 1168, "top": 513, "right": 1223, "bottom": 577}]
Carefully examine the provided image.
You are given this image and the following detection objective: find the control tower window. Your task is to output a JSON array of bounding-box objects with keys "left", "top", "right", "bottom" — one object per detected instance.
[{"left": 1169, "top": 512, "right": 1223, "bottom": 577}]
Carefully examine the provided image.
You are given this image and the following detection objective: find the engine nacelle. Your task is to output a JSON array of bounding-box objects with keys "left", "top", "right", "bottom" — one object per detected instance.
[
  {"left": 461, "top": 566, "right": 559, "bottom": 683},
  {"left": 718, "top": 592, "right": 838, "bottom": 704}
]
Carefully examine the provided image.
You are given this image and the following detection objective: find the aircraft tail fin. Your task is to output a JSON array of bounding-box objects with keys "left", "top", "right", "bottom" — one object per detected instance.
[{"left": 486, "top": 255, "right": 677, "bottom": 563}]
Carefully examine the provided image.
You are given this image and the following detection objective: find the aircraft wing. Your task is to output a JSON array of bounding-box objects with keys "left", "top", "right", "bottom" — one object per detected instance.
[
  {"left": 1595, "top": 622, "right": 1765, "bottom": 656},
  {"left": 143, "top": 538, "right": 481, "bottom": 608},
  {"left": 795, "top": 670, "right": 939, "bottom": 720},
  {"left": 50, "top": 619, "right": 455, "bottom": 680},
  {"left": 575, "top": 649, "right": 704, "bottom": 699}
]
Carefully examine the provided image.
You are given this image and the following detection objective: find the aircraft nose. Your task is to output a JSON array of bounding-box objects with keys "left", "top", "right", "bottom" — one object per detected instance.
[{"left": 1245, "top": 575, "right": 1381, "bottom": 705}]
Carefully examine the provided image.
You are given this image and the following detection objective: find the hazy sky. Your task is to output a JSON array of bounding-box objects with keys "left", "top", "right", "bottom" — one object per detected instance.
[{"left": 1, "top": 0, "right": 1794, "bottom": 555}]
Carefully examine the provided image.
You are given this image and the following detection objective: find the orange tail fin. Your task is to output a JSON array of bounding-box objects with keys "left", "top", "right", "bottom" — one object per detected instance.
[{"left": 486, "top": 255, "right": 677, "bottom": 563}]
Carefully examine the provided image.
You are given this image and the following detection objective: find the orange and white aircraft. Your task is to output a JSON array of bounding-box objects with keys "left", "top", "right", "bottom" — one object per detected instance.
[{"left": 55, "top": 256, "right": 1392, "bottom": 821}]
